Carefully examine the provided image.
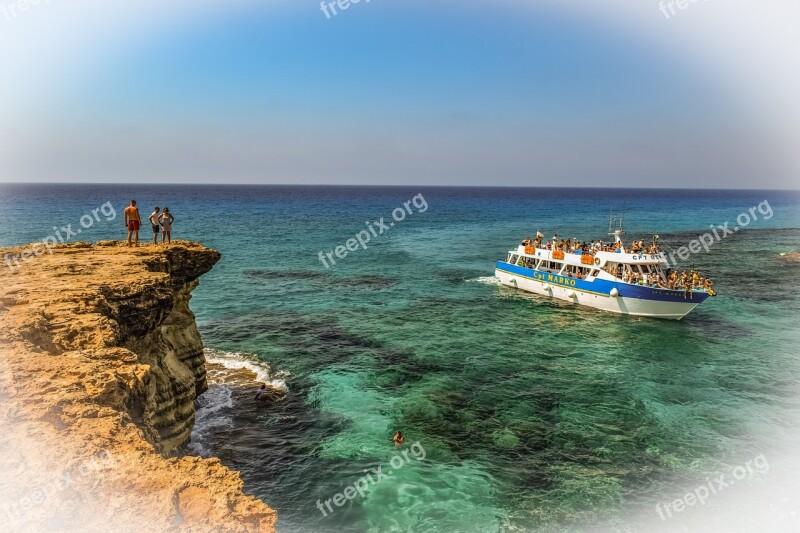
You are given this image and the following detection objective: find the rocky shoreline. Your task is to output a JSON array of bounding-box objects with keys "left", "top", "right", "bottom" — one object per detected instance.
[{"left": 0, "top": 241, "right": 276, "bottom": 532}]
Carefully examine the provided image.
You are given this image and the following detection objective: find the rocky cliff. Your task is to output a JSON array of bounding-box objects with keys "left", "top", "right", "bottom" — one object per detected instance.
[{"left": 0, "top": 241, "right": 277, "bottom": 532}]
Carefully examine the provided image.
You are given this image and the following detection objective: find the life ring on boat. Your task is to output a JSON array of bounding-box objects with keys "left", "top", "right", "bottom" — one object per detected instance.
[{"left": 594, "top": 257, "right": 601, "bottom": 265}]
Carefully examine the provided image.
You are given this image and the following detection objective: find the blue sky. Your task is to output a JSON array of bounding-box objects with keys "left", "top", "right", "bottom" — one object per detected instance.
[{"left": 0, "top": 0, "right": 791, "bottom": 187}]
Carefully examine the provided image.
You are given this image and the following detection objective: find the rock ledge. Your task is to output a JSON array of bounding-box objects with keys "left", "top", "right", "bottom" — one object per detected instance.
[{"left": 0, "top": 241, "right": 276, "bottom": 532}]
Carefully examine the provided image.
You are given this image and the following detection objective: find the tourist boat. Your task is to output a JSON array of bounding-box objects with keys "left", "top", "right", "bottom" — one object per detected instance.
[{"left": 495, "top": 223, "right": 713, "bottom": 320}]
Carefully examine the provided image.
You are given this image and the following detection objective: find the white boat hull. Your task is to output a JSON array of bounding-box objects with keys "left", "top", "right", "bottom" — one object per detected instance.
[{"left": 495, "top": 269, "right": 703, "bottom": 320}]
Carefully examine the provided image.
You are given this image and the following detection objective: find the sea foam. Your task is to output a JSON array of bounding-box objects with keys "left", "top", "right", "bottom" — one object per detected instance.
[{"left": 204, "top": 348, "right": 289, "bottom": 392}]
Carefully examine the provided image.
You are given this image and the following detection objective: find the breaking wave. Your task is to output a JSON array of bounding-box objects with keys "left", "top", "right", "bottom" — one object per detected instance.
[{"left": 204, "top": 348, "right": 289, "bottom": 392}]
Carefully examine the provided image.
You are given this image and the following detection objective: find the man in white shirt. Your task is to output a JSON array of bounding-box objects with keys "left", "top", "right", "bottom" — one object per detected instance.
[{"left": 148, "top": 207, "right": 161, "bottom": 245}]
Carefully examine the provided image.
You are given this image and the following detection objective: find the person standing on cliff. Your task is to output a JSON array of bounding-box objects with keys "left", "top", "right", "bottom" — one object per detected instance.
[
  {"left": 124, "top": 200, "right": 141, "bottom": 247},
  {"left": 148, "top": 206, "right": 161, "bottom": 245},
  {"left": 159, "top": 207, "right": 175, "bottom": 244}
]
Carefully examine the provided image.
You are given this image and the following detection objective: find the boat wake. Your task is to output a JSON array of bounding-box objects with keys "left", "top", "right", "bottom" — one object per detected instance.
[{"left": 468, "top": 276, "right": 501, "bottom": 285}]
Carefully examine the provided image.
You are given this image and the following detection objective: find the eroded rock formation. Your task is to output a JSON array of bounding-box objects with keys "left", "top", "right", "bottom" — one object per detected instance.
[{"left": 0, "top": 241, "right": 276, "bottom": 532}]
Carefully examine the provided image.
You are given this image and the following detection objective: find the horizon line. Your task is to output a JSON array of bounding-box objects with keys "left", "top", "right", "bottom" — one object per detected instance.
[{"left": 0, "top": 181, "right": 798, "bottom": 192}]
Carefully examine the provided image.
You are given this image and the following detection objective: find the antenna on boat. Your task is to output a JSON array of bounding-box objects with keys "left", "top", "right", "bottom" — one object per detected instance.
[{"left": 608, "top": 206, "right": 625, "bottom": 245}]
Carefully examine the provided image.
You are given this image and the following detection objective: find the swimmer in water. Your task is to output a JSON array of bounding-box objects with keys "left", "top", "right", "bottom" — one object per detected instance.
[
  {"left": 393, "top": 431, "right": 405, "bottom": 447},
  {"left": 255, "top": 384, "right": 267, "bottom": 400}
]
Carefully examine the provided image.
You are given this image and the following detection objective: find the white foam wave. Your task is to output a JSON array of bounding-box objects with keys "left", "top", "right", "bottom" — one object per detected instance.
[
  {"left": 195, "top": 384, "right": 234, "bottom": 419},
  {"left": 188, "top": 384, "right": 233, "bottom": 457},
  {"left": 468, "top": 276, "right": 501, "bottom": 285},
  {"left": 204, "top": 348, "right": 289, "bottom": 392}
]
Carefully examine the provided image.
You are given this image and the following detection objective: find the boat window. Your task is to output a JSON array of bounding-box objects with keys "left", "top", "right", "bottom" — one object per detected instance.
[{"left": 510, "top": 254, "right": 518, "bottom": 265}]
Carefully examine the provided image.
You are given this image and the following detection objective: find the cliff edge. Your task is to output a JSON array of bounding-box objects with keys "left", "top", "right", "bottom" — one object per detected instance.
[{"left": 0, "top": 241, "right": 277, "bottom": 532}]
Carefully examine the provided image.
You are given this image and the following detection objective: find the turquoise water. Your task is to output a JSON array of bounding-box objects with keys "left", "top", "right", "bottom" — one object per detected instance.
[{"left": 2, "top": 185, "right": 799, "bottom": 531}]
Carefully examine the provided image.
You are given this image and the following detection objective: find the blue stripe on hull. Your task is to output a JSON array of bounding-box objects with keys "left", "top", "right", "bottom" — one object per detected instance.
[{"left": 495, "top": 262, "right": 709, "bottom": 304}]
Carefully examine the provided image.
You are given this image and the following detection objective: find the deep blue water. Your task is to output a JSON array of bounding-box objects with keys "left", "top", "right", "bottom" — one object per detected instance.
[{"left": 1, "top": 184, "right": 799, "bottom": 532}]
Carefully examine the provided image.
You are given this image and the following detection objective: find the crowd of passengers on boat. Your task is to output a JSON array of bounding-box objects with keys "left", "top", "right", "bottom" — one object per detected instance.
[
  {"left": 515, "top": 233, "right": 716, "bottom": 296},
  {"left": 520, "top": 233, "right": 662, "bottom": 255}
]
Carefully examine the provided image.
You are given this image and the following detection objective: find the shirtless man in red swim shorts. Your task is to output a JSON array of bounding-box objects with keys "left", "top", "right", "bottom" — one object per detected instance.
[{"left": 124, "top": 200, "right": 141, "bottom": 247}]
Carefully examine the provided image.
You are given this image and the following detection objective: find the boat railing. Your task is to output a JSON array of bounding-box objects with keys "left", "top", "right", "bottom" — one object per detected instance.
[{"left": 522, "top": 242, "right": 651, "bottom": 256}]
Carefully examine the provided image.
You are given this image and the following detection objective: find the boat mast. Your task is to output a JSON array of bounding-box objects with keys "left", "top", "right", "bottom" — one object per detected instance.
[{"left": 608, "top": 206, "right": 625, "bottom": 250}]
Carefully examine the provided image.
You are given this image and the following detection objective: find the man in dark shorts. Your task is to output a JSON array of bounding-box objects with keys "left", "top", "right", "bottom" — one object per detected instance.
[
  {"left": 148, "top": 206, "right": 161, "bottom": 245},
  {"left": 123, "top": 200, "right": 141, "bottom": 247}
]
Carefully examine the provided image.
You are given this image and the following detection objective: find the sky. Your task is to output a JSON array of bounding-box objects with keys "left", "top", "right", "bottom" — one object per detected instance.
[{"left": 0, "top": 0, "right": 798, "bottom": 188}]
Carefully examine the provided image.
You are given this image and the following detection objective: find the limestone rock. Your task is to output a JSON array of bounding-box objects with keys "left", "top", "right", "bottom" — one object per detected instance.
[{"left": 0, "top": 241, "right": 277, "bottom": 532}]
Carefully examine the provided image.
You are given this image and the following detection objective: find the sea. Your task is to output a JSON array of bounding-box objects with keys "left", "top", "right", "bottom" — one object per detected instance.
[{"left": 1, "top": 184, "right": 799, "bottom": 532}]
